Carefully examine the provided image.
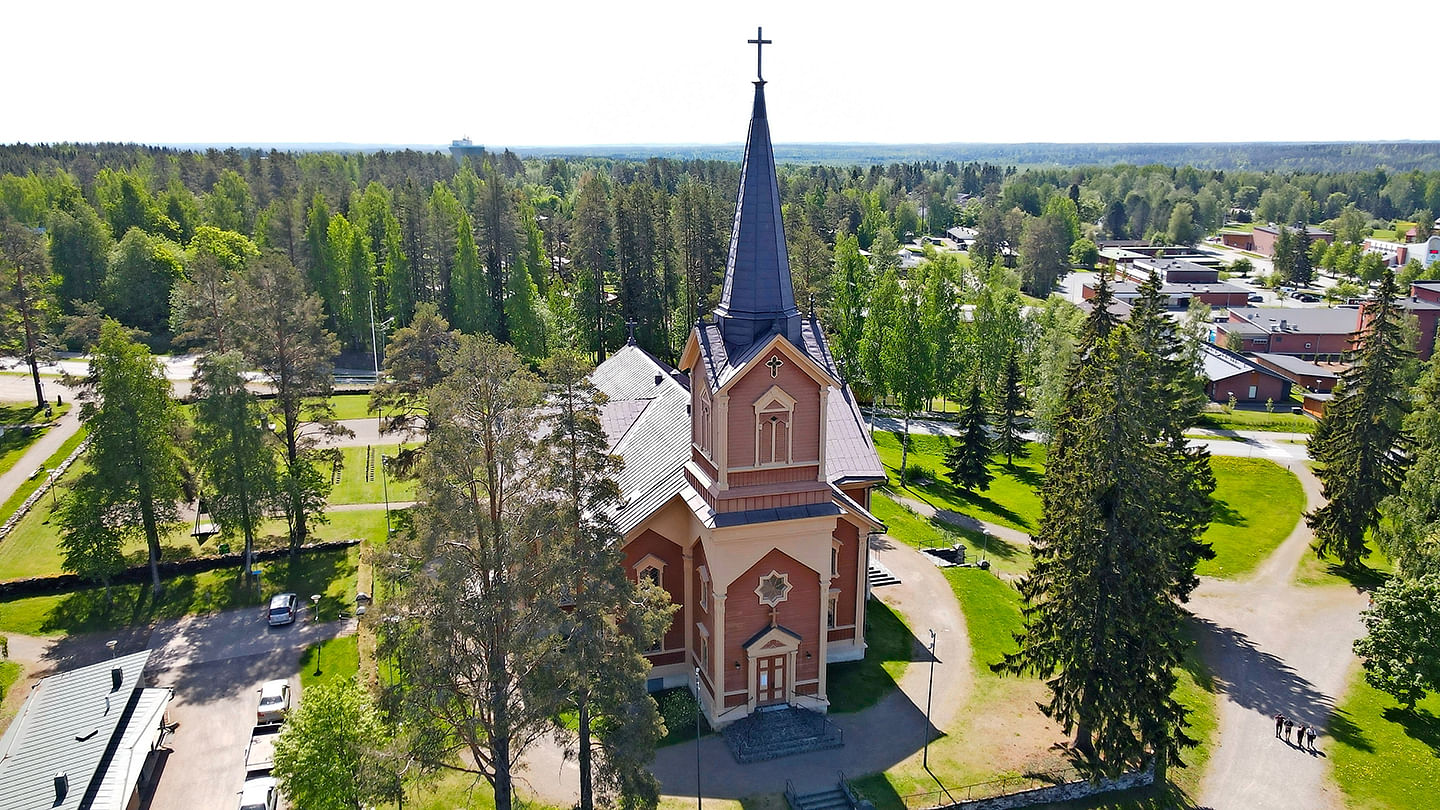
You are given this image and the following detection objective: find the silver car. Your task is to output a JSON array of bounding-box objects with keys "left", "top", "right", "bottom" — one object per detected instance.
[
  {"left": 238, "top": 776, "right": 278, "bottom": 810},
  {"left": 256, "top": 679, "right": 291, "bottom": 725},
  {"left": 267, "top": 592, "right": 297, "bottom": 626}
]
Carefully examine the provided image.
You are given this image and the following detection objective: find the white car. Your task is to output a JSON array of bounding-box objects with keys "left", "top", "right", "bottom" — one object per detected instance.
[
  {"left": 238, "top": 776, "right": 278, "bottom": 810},
  {"left": 267, "top": 592, "right": 297, "bottom": 626},
  {"left": 256, "top": 679, "right": 291, "bottom": 725}
]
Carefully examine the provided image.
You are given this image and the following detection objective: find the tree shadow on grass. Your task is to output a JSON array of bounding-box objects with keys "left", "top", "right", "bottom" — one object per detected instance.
[
  {"left": 1382, "top": 706, "right": 1440, "bottom": 757},
  {"left": 1042, "top": 779, "right": 1203, "bottom": 810},
  {"left": 904, "top": 481, "right": 1029, "bottom": 532},
  {"left": 1208, "top": 497, "right": 1246, "bottom": 527},
  {"left": 828, "top": 599, "right": 927, "bottom": 713},
  {"left": 1309, "top": 557, "right": 1389, "bottom": 591}
]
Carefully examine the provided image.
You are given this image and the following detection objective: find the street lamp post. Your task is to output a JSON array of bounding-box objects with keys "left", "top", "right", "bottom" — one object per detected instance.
[
  {"left": 311, "top": 595, "right": 323, "bottom": 675},
  {"left": 924, "top": 628, "right": 937, "bottom": 769},
  {"left": 694, "top": 666, "right": 703, "bottom": 810}
]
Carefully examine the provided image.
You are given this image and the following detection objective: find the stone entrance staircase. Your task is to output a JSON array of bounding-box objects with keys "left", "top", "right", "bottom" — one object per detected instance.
[
  {"left": 867, "top": 560, "right": 901, "bottom": 588},
  {"left": 785, "top": 772, "right": 861, "bottom": 810},
  {"left": 722, "top": 706, "right": 844, "bottom": 763}
]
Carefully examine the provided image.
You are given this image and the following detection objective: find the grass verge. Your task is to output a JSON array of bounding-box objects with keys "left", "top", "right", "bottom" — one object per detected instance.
[
  {"left": 1329, "top": 675, "right": 1440, "bottom": 810},
  {"left": 1195, "top": 410, "right": 1314, "bottom": 434},
  {"left": 299, "top": 634, "right": 360, "bottom": 692},
  {"left": 871, "top": 491, "right": 1031, "bottom": 578},
  {"left": 1199, "top": 457, "right": 1304, "bottom": 579}
]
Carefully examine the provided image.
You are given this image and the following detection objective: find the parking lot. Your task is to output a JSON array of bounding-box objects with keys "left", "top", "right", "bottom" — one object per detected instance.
[{"left": 140, "top": 606, "right": 355, "bottom": 810}]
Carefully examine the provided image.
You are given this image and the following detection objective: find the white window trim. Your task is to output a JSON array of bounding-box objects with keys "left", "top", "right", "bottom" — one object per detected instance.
[
  {"left": 697, "top": 565, "right": 711, "bottom": 612},
  {"left": 755, "top": 570, "right": 792, "bottom": 608},
  {"left": 633, "top": 553, "right": 667, "bottom": 589},
  {"left": 827, "top": 589, "right": 841, "bottom": 630}
]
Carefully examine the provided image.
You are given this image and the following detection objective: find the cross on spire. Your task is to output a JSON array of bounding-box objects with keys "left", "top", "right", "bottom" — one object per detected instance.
[
  {"left": 625, "top": 319, "right": 637, "bottom": 345},
  {"left": 748, "top": 26, "right": 772, "bottom": 83}
]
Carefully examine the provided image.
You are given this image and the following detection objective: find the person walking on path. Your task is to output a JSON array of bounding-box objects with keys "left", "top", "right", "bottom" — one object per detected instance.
[
  {"left": 1284, "top": 717, "right": 1295, "bottom": 743},
  {"left": 1306, "top": 726, "right": 1317, "bottom": 752},
  {"left": 1274, "top": 713, "right": 1285, "bottom": 738}
]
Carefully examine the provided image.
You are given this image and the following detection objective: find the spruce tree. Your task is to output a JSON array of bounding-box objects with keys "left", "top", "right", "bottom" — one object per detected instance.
[
  {"left": 995, "top": 350, "right": 1030, "bottom": 466},
  {"left": 997, "top": 307, "right": 1214, "bottom": 775},
  {"left": 945, "top": 378, "right": 993, "bottom": 492},
  {"left": 1377, "top": 355, "right": 1440, "bottom": 578},
  {"left": 1308, "top": 269, "right": 1413, "bottom": 568}
]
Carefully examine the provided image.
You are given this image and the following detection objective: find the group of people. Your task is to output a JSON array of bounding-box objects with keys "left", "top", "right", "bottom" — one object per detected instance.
[{"left": 1274, "top": 712, "right": 1318, "bottom": 752}]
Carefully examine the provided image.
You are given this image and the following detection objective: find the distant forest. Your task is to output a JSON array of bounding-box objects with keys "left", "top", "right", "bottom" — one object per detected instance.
[
  {"left": 1, "top": 141, "right": 1438, "bottom": 390},
  {"left": 477, "top": 141, "right": 1429, "bottom": 173}
]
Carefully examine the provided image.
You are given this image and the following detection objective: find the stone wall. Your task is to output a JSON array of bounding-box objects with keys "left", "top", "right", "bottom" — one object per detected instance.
[{"left": 943, "top": 763, "right": 1155, "bottom": 810}]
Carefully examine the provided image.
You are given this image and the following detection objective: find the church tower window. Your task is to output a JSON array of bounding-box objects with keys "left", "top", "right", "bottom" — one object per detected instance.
[{"left": 753, "top": 385, "right": 796, "bottom": 467}]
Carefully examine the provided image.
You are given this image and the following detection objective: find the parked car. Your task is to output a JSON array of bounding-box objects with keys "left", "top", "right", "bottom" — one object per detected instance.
[
  {"left": 267, "top": 592, "right": 297, "bottom": 626},
  {"left": 1247, "top": 293, "right": 1264, "bottom": 303},
  {"left": 238, "top": 776, "right": 279, "bottom": 810},
  {"left": 1292, "top": 293, "right": 1320, "bottom": 303},
  {"left": 256, "top": 679, "right": 291, "bottom": 725}
]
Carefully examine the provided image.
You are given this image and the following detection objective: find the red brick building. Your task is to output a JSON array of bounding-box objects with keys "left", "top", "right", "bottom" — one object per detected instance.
[
  {"left": 1249, "top": 225, "right": 1334, "bottom": 257},
  {"left": 1201, "top": 343, "right": 1291, "bottom": 403},
  {"left": 591, "top": 72, "right": 884, "bottom": 727},
  {"left": 1214, "top": 307, "right": 1362, "bottom": 359}
]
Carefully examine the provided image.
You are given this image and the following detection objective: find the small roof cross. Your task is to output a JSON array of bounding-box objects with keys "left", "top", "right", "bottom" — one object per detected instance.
[
  {"left": 748, "top": 26, "right": 772, "bottom": 82},
  {"left": 766, "top": 355, "right": 784, "bottom": 377},
  {"left": 626, "top": 319, "right": 637, "bottom": 345}
]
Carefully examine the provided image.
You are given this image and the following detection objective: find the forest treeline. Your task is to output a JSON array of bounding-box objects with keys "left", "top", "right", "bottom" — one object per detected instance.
[{"left": 3, "top": 142, "right": 1439, "bottom": 387}]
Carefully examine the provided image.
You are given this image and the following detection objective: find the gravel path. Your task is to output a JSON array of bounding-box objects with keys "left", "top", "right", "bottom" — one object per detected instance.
[{"left": 1190, "top": 461, "right": 1365, "bottom": 809}]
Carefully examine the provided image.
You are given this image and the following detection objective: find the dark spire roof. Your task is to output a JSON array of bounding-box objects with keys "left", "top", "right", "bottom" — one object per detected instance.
[{"left": 713, "top": 80, "right": 802, "bottom": 353}]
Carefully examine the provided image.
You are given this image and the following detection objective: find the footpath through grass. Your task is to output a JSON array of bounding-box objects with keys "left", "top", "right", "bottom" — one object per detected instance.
[
  {"left": 1199, "top": 457, "right": 1304, "bottom": 579},
  {"left": 0, "top": 428, "right": 85, "bottom": 525},
  {"left": 1330, "top": 676, "right": 1440, "bottom": 810},
  {"left": 872, "top": 431, "right": 1046, "bottom": 533}
]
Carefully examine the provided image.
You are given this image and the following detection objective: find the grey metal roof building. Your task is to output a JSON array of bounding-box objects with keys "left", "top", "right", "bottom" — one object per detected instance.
[{"left": 0, "top": 651, "right": 170, "bottom": 810}]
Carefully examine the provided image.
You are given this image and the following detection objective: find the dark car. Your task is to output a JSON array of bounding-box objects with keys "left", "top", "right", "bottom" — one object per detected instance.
[{"left": 1247, "top": 293, "right": 1264, "bottom": 303}]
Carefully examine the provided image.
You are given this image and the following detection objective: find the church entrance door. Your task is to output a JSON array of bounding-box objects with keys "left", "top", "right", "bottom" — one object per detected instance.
[{"left": 756, "top": 654, "right": 787, "bottom": 705}]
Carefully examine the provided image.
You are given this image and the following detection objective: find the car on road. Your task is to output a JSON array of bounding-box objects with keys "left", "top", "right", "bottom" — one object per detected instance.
[
  {"left": 256, "top": 679, "right": 291, "bottom": 725},
  {"left": 238, "top": 776, "right": 279, "bottom": 810},
  {"left": 1291, "top": 292, "right": 1320, "bottom": 303},
  {"left": 1247, "top": 293, "right": 1264, "bottom": 302},
  {"left": 267, "top": 592, "right": 297, "bottom": 626}
]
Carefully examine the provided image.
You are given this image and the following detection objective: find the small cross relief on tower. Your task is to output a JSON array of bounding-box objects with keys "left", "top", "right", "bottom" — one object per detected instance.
[{"left": 766, "top": 355, "right": 783, "bottom": 377}]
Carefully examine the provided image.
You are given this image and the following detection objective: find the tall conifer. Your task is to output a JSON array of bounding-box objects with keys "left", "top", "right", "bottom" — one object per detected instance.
[
  {"left": 945, "top": 378, "right": 993, "bottom": 492},
  {"left": 1308, "top": 269, "right": 1413, "bottom": 567}
]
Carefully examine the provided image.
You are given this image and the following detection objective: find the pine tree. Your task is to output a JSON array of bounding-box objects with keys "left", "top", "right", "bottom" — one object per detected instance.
[
  {"left": 1377, "top": 355, "right": 1440, "bottom": 578},
  {"left": 537, "top": 353, "right": 671, "bottom": 810},
  {"left": 1292, "top": 226, "right": 1314, "bottom": 285},
  {"left": 995, "top": 350, "right": 1030, "bottom": 466},
  {"left": 1308, "top": 269, "right": 1413, "bottom": 568},
  {"left": 945, "top": 378, "right": 993, "bottom": 492}
]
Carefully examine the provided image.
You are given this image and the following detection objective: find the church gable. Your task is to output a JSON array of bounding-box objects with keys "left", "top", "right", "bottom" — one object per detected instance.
[{"left": 724, "top": 347, "right": 823, "bottom": 471}]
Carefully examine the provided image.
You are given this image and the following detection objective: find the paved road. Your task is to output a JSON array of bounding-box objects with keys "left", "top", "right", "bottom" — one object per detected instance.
[
  {"left": 520, "top": 535, "right": 973, "bottom": 804},
  {"left": 142, "top": 608, "right": 356, "bottom": 810}
]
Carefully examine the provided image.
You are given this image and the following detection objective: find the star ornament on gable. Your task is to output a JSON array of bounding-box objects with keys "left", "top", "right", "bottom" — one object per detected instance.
[{"left": 756, "top": 571, "right": 791, "bottom": 607}]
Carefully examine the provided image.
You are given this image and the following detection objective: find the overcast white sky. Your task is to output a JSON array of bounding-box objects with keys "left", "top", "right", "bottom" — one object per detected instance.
[{"left": 5, "top": 0, "right": 1436, "bottom": 147}]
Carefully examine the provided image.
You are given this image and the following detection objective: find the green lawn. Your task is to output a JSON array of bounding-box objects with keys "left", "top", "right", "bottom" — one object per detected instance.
[
  {"left": 0, "top": 545, "right": 359, "bottom": 636},
  {"left": 1294, "top": 540, "right": 1393, "bottom": 588},
  {"left": 1198, "top": 457, "right": 1304, "bottom": 579},
  {"left": 328, "top": 444, "right": 418, "bottom": 505},
  {"left": 827, "top": 598, "right": 916, "bottom": 713},
  {"left": 1330, "top": 676, "right": 1440, "bottom": 809},
  {"left": 1195, "top": 410, "right": 1315, "bottom": 434},
  {"left": 303, "top": 393, "right": 378, "bottom": 422},
  {"left": 0, "top": 402, "right": 69, "bottom": 481},
  {"left": 872, "top": 431, "right": 1046, "bottom": 533},
  {"left": 299, "top": 633, "right": 360, "bottom": 692},
  {"left": 0, "top": 428, "right": 86, "bottom": 524}
]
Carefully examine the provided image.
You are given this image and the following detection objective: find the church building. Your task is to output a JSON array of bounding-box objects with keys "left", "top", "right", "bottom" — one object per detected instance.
[{"left": 591, "top": 52, "right": 886, "bottom": 727}]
